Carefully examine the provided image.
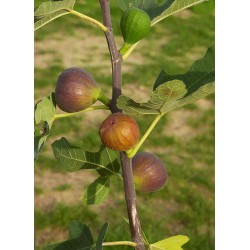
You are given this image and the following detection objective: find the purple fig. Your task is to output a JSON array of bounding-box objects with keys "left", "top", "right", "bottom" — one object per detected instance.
[
  {"left": 55, "top": 67, "right": 100, "bottom": 113},
  {"left": 132, "top": 152, "right": 167, "bottom": 192}
]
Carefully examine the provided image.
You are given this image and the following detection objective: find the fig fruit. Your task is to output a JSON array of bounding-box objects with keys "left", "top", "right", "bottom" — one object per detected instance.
[
  {"left": 99, "top": 112, "right": 140, "bottom": 151},
  {"left": 55, "top": 67, "right": 101, "bottom": 113},
  {"left": 120, "top": 7, "right": 151, "bottom": 45},
  {"left": 132, "top": 152, "right": 167, "bottom": 192}
]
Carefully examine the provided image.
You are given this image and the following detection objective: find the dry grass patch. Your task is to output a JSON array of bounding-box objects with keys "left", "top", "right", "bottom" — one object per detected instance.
[
  {"left": 35, "top": 30, "right": 150, "bottom": 75},
  {"left": 35, "top": 170, "right": 97, "bottom": 211}
]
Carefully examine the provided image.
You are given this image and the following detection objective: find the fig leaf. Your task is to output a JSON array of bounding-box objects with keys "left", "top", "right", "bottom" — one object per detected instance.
[
  {"left": 149, "top": 235, "right": 189, "bottom": 250},
  {"left": 34, "top": 93, "right": 56, "bottom": 161},
  {"left": 52, "top": 137, "right": 120, "bottom": 175},
  {"left": 82, "top": 177, "right": 110, "bottom": 205},
  {"left": 45, "top": 220, "right": 94, "bottom": 250},
  {"left": 35, "top": 92, "right": 56, "bottom": 125},
  {"left": 96, "top": 222, "right": 109, "bottom": 250},
  {"left": 117, "top": 46, "right": 215, "bottom": 116},
  {"left": 34, "top": 0, "right": 76, "bottom": 31}
]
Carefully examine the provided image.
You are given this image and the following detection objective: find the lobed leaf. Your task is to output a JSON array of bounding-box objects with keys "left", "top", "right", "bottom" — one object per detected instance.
[
  {"left": 149, "top": 235, "right": 189, "bottom": 250},
  {"left": 82, "top": 177, "right": 110, "bottom": 205},
  {"left": 96, "top": 222, "right": 109, "bottom": 250},
  {"left": 117, "top": 46, "right": 215, "bottom": 116},
  {"left": 117, "top": 80, "right": 187, "bottom": 116},
  {"left": 45, "top": 220, "right": 95, "bottom": 250},
  {"left": 154, "top": 46, "right": 215, "bottom": 111},
  {"left": 52, "top": 137, "right": 120, "bottom": 175},
  {"left": 116, "top": 95, "right": 159, "bottom": 116},
  {"left": 34, "top": 0, "right": 76, "bottom": 31}
]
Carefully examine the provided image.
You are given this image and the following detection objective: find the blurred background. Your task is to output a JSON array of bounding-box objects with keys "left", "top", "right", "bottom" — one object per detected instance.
[{"left": 34, "top": 0, "right": 215, "bottom": 249}]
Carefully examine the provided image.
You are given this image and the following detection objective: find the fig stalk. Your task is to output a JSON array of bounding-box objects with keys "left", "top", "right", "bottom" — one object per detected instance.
[
  {"left": 54, "top": 105, "right": 109, "bottom": 120},
  {"left": 97, "top": 92, "right": 111, "bottom": 107},
  {"left": 119, "top": 42, "right": 132, "bottom": 56}
]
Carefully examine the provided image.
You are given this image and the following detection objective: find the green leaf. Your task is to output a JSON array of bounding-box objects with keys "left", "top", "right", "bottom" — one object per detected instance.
[
  {"left": 149, "top": 235, "right": 189, "bottom": 250},
  {"left": 45, "top": 220, "right": 95, "bottom": 250},
  {"left": 118, "top": 0, "right": 159, "bottom": 11},
  {"left": 117, "top": 46, "right": 215, "bottom": 116},
  {"left": 34, "top": 93, "right": 56, "bottom": 161},
  {"left": 96, "top": 222, "right": 109, "bottom": 250},
  {"left": 117, "top": 80, "right": 187, "bottom": 116},
  {"left": 82, "top": 177, "right": 110, "bottom": 205},
  {"left": 34, "top": 0, "right": 76, "bottom": 31},
  {"left": 35, "top": 92, "right": 56, "bottom": 125},
  {"left": 35, "top": 0, "right": 45, "bottom": 9},
  {"left": 154, "top": 46, "right": 215, "bottom": 111},
  {"left": 150, "top": 0, "right": 207, "bottom": 25},
  {"left": 52, "top": 137, "right": 120, "bottom": 175},
  {"left": 34, "top": 122, "right": 51, "bottom": 161}
]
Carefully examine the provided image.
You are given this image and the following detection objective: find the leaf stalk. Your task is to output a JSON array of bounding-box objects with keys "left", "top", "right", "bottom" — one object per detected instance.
[
  {"left": 69, "top": 9, "right": 108, "bottom": 32},
  {"left": 126, "top": 114, "right": 163, "bottom": 158},
  {"left": 102, "top": 241, "right": 137, "bottom": 247}
]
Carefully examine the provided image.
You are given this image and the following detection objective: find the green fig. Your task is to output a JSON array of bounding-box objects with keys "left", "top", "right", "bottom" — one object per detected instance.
[{"left": 120, "top": 7, "right": 151, "bottom": 45}]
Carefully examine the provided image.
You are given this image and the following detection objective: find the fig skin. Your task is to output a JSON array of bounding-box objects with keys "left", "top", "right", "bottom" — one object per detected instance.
[
  {"left": 99, "top": 113, "right": 140, "bottom": 151},
  {"left": 55, "top": 67, "right": 100, "bottom": 113},
  {"left": 132, "top": 152, "right": 167, "bottom": 193},
  {"left": 120, "top": 7, "right": 151, "bottom": 45}
]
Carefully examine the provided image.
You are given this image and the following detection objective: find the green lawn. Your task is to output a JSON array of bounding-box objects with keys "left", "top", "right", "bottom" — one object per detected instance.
[{"left": 34, "top": 0, "right": 215, "bottom": 249}]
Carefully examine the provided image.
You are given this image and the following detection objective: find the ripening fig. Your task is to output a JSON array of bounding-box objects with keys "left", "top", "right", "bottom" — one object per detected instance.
[
  {"left": 55, "top": 67, "right": 101, "bottom": 113},
  {"left": 120, "top": 7, "right": 151, "bottom": 46},
  {"left": 99, "top": 112, "right": 140, "bottom": 151},
  {"left": 132, "top": 152, "right": 167, "bottom": 192}
]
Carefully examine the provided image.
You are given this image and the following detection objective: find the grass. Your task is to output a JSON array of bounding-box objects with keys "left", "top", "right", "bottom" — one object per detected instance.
[
  {"left": 34, "top": 0, "right": 215, "bottom": 249},
  {"left": 54, "top": 184, "right": 72, "bottom": 191}
]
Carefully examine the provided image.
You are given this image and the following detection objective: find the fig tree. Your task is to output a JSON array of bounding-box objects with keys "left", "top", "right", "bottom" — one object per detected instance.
[
  {"left": 120, "top": 7, "right": 151, "bottom": 45},
  {"left": 99, "top": 112, "right": 140, "bottom": 151},
  {"left": 55, "top": 67, "right": 101, "bottom": 113},
  {"left": 132, "top": 152, "right": 167, "bottom": 192}
]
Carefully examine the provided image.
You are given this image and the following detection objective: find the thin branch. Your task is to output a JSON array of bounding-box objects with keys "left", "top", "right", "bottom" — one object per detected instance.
[
  {"left": 99, "top": 0, "right": 122, "bottom": 113},
  {"left": 99, "top": 1, "right": 145, "bottom": 249},
  {"left": 120, "top": 152, "right": 145, "bottom": 250}
]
